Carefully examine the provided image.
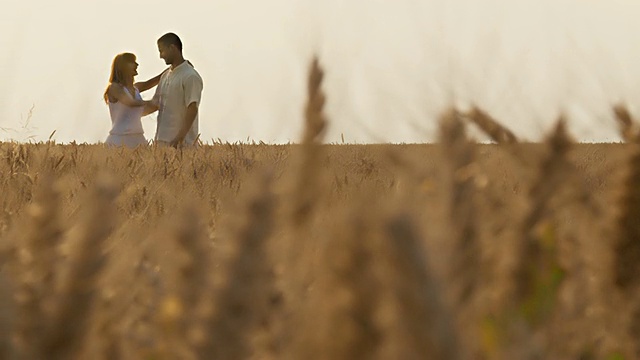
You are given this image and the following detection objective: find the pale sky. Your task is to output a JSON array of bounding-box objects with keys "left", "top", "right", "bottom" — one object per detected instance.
[{"left": 1, "top": 0, "right": 640, "bottom": 143}]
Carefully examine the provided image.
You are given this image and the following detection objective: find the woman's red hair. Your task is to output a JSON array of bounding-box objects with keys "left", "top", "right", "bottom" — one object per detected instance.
[{"left": 104, "top": 53, "right": 136, "bottom": 103}]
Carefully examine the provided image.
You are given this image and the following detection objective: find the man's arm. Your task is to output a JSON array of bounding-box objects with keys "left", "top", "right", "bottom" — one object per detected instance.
[
  {"left": 170, "top": 102, "right": 198, "bottom": 146},
  {"left": 170, "top": 73, "right": 203, "bottom": 146},
  {"left": 134, "top": 67, "right": 169, "bottom": 92},
  {"left": 135, "top": 61, "right": 192, "bottom": 92}
]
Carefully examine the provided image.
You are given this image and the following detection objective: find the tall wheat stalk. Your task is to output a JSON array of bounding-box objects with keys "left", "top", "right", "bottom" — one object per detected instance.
[
  {"left": 613, "top": 106, "right": 640, "bottom": 354},
  {"left": 158, "top": 206, "right": 210, "bottom": 359},
  {"left": 614, "top": 137, "right": 640, "bottom": 289},
  {"left": 291, "top": 56, "right": 327, "bottom": 228},
  {"left": 439, "top": 108, "right": 479, "bottom": 306},
  {"left": 503, "top": 120, "right": 573, "bottom": 357},
  {"left": 0, "top": 266, "right": 13, "bottom": 360},
  {"left": 466, "top": 106, "right": 518, "bottom": 144},
  {"left": 13, "top": 176, "right": 64, "bottom": 359},
  {"left": 515, "top": 120, "right": 571, "bottom": 300},
  {"left": 379, "top": 214, "right": 462, "bottom": 360},
  {"left": 613, "top": 104, "right": 638, "bottom": 143},
  {"left": 277, "top": 57, "right": 330, "bottom": 353},
  {"left": 197, "top": 172, "right": 276, "bottom": 359},
  {"left": 288, "top": 204, "right": 382, "bottom": 360},
  {"left": 41, "top": 179, "right": 117, "bottom": 360}
]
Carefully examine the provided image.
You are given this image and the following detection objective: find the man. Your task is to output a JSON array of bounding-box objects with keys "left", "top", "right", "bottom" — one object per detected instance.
[{"left": 149, "top": 32, "right": 203, "bottom": 147}]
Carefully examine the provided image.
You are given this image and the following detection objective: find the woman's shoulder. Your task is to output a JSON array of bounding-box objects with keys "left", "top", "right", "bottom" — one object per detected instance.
[
  {"left": 109, "top": 82, "right": 126, "bottom": 92},
  {"left": 106, "top": 83, "right": 125, "bottom": 102}
]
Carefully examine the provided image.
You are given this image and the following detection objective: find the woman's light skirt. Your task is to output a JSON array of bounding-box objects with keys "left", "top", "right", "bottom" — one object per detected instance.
[{"left": 105, "top": 133, "right": 148, "bottom": 148}]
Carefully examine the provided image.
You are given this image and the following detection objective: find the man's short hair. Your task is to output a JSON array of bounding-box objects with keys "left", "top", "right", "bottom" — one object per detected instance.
[{"left": 158, "top": 32, "right": 183, "bottom": 51}]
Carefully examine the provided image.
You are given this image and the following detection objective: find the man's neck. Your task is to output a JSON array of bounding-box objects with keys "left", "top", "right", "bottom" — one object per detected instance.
[{"left": 171, "top": 57, "right": 186, "bottom": 70}]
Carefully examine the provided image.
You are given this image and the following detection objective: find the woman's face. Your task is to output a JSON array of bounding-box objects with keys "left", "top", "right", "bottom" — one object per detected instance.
[{"left": 123, "top": 60, "right": 139, "bottom": 78}]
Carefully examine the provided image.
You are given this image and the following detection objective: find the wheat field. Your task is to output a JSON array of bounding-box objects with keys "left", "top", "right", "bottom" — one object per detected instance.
[{"left": 1, "top": 61, "right": 640, "bottom": 359}]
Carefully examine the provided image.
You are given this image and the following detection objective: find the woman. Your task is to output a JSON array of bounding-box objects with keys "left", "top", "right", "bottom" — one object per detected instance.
[{"left": 103, "top": 52, "right": 163, "bottom": 148}]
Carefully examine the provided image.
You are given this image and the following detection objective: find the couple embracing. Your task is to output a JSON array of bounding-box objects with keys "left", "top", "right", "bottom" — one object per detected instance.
[{"left": 104, "top": 32, "right": 203, "bottom": 148}]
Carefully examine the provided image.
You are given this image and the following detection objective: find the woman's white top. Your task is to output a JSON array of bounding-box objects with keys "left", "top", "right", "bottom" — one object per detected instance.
[{"left": 108, "top": 86, "right": 144, "bottom": 135}]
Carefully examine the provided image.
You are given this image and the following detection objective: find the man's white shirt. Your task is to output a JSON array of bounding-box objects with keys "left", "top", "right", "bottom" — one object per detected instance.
[{"left": 152, "top": 61, "right": 203, "bottom": 145}]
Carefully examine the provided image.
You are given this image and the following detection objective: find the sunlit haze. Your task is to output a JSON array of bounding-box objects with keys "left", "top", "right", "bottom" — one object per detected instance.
[{"left": 1, "top": 0, "right": 640, "bottom": 143}]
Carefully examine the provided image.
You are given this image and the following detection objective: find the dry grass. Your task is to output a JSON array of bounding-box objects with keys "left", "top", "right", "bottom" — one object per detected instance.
[{"left": 0, "top": 61, "right": 638, "bottom": 359}]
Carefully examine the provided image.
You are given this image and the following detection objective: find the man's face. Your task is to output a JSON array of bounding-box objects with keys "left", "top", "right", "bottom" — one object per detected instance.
[{"left": 158, "top": 42, "right": 174, "bottom": 65}]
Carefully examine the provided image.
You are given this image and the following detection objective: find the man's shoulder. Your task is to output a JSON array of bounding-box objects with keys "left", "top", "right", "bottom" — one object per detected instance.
[
  {"left": 181, "top": 67, "right": 203, "bottom": 85},
  {"left": 184, "top": 66, "right": 202, "bottom": 80}
]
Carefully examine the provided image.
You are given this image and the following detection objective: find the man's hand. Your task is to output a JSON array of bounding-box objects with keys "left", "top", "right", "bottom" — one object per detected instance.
[
  {"left": 169, "top": 137, "right": 184, "bottom": 148},
  {"left": 171, "top": 102, "right": 199, "bottom": 148}
]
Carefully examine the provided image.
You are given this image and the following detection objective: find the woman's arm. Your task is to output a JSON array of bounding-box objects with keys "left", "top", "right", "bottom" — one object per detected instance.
[
  {"left": 142, "top": 102, "right": 159, "bottom": 116},
  {"left": 108, "top": 84, "right": 148, "bottom": 107},
  {"left": 135, "top": 67, "right": 169, "bottom": 92}
]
